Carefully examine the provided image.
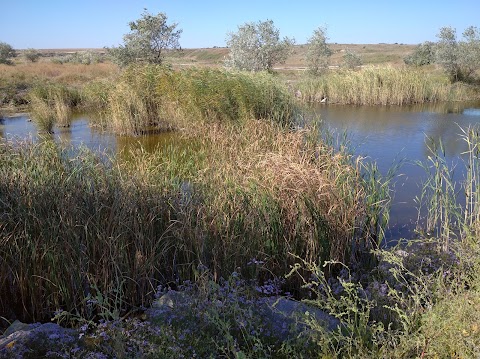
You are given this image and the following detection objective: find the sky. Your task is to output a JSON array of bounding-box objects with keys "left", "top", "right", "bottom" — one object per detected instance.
[{"left": 2, "top": 0, "right": 479, "bottom": 49}]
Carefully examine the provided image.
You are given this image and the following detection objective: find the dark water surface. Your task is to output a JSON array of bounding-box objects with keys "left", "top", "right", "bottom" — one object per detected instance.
[
  {"left": 2, "top": 102, "right": 480, "bottom": 242},
  {"left": 314, "top": 101, "right": 480, "bottom": 242},
  {"left": 0, "top": 113, "right": 176, "bottom": 157}
]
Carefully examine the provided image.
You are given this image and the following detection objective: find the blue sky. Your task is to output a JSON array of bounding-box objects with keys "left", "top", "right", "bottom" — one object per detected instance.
[{"left": 2, "top": 0, "right": 479, "bottom": 49}]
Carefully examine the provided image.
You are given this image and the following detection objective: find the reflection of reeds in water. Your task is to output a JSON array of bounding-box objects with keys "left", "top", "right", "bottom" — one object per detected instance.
[{"left": 296, "top": 67, "right": 479, "bottom": 105}]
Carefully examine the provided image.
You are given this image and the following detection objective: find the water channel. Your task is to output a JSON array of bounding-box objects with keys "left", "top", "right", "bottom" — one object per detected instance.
[
  {"left": 2, "top": 101, "right": 480, "bottom": 242},
  {"left": 314, "top": 101, "right": 480, "bottom": 242}
]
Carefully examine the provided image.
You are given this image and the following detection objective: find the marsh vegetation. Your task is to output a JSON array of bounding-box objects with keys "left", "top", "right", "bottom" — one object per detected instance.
[{"left": 1, "top": 20, "right": 480, "bottom": 357}]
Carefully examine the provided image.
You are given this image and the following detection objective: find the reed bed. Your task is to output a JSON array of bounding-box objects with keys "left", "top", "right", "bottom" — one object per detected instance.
[
  {"left": 296, "top": 66, "right": 479, "bottom": 105},
  {"left": 28, "top": 84, "right": 80, "bottom": 131},
  {"left": 0, "top": 111, "right": 387, "bottom": 323},
  {"left": 86, "top": 65, "right": 299, "bottom": 135},
  {"left": 415, "top": 125, "right": 480, "bottom": 249}
]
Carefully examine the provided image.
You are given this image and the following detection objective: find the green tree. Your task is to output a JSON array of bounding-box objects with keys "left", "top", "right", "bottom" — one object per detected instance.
[
  {"left": 305, "top": 26, "right": 332, "bottom": 75},
  {"left": 225, "top": 20, "right": 294, "bottom": 72},
  {"left": 435, "top": 26, "right": 460, "bottom": 81},
  {"left": 24, "top": 48, "right": 41, "bottom": 63},
  {"left": 342, "top": 49, "right": 363, "bottom": 69},
  {"left": 458, "top": 26, "right": 480, "bottom": 81},
  {"left": 107, "top": 10, "right": 182, "bottom": 67},
  {"left": 436, "top": 26, "right": 480, "bottom": 82},
  {"left": 0, "top": 42, "right": 16, "bottom": 65},
  {"left": 404, "top": 41, "right": 435, "bottom": 66}
]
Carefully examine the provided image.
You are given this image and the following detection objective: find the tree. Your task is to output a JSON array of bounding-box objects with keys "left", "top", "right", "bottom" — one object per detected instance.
[
  {"left": 436, "top": 26, "right": 480, "bottom": 82},
  {"left": 305, "top": 26, "right": 332, "bottom": 75},
  {"left": 458, "top": 26, "right": 480, "bottom": 81},
  {"left": 225, "top": 20, "right": 294, "bottom": 72},
  {"left": 24, "top": 48, "right": 41, "bottom": 63},
  {"left": 107, "top": 10, "right": 182, "bottom": 67},
  {"left": 404, "top": 41, "right": 435, "bottom": 66},
  {"left": 0, "top": 42, "right": 16, "bottom": 65},
  {"left": 435, "top": 26, "right": 460, "bottom": 81},
  {"left": 342, "top": 49, "right": 363, "bottom": 69}
]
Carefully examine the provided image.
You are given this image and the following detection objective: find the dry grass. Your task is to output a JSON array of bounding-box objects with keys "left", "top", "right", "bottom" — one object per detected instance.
[
  {"left": 295, "top": 66, "right": 480, "bottom": 105},
  {"left": 0, "top": 62, "right": 116, "bottom": 85}
]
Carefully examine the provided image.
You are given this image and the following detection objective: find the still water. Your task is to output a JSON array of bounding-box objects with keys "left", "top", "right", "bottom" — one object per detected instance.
[
  {"left": 314, "top": 101, "right": 480, "bottom": 242},
  {"left": 2, "top": 102, "right": 480, "bottom": 242}
]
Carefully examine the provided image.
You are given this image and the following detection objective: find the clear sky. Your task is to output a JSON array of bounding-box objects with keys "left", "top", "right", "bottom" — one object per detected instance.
[{"left": 2, "top": 0, "right": 479, "bottom": 49}]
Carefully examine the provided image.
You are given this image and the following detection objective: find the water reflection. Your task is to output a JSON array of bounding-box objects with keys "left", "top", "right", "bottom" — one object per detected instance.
[{"left": 313, "top": 101, "right": 480, "bottom": 241}]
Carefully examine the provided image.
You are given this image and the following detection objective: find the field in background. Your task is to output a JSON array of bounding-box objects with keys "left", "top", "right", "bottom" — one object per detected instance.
[{"left": 14, "top": 43, "right": 418, "bottom": 69}]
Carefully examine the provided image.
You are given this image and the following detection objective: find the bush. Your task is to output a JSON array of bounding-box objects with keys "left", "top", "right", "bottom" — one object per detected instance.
[
  {"left": 107, "top": 10, "right": 182, "bottom": 67},
  {"left": 0, "top": 42, "right": 16, "bottom": 65},
  {"left": 436, "top": 25, "right": 480, "bottom": 82},
  {"left": 225, "top": 20, "right": 294, "bottom": 72},
  {"left": 404, "top": 41, "right": 435, "bottom": 66},
  {"left": 305, "top": 26, "right": 332, "bottom": 75},
  {"left": 341, "top": 49, "right": 363, "bottom": 69},
  {"left": 24, "top": 48, "right": 41, "bottom": 63}
]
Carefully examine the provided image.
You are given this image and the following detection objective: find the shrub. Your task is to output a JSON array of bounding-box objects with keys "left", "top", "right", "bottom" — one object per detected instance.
[
  {"left": 107, "top": 10, "right": 182, "bottom": 67},
  {"left": 225, "top": 20, "right": 294, "bottom": 72},
  {"left": 24, "top": 48, "right": 41, "bottom": 63},
  {"left": 404, "top": 41, "right": 435, "bottom": 66},
  {"left": 0, "top": 41, "right": 16, "bottom": 65},
  {"left": 341, "top": 49, "right": 363, "bottom": 69},
  {"left": 436, "top": 25, "right": 480, "bottom": 82},
  {"left": 305, "top": 26, "right": 332, "bottom": 75}
]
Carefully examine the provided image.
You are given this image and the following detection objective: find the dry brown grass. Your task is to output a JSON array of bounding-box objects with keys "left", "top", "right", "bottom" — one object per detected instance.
[
  {"left": 185, "top": 118, "right": 366, "bottom": 269},
  {"left": 0, "top": 62, "right": 117, "bottom": 86}
]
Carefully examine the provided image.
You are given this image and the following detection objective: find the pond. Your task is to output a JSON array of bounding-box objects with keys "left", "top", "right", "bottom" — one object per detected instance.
[
  {"left": 314, "top": 101, "right": 480, "bottom": 242},
  {"left": 2, "top": 101, "right": 480, "bottom": 242},
  {"left": 0, "top": 113, "right": 176, "bottom": 157}
]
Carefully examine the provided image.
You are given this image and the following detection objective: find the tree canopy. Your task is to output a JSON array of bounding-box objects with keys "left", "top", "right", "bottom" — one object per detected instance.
[
  {"left": 305, "top": 26, "right": 332, "bottom": 74},
  {"left": 107, "top": 10, "right": 182, "bottom": 67},
  {"left": 0, "top": 42, "right": 16, "bottom": 65},
  {"left": 225, "top": 20, "right": 294, "bottom": 72}
]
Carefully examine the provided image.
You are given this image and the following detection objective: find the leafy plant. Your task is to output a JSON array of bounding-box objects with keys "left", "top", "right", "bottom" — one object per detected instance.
[
  {"left": 107, "top": 9, "right": 182, "bottom": 67},
  {"left": 24, "top": 48, "right": 41, "bottom": 63},
  {"left": 225, "top": 19, "right": 294, "bottom": 72},
  {"left": 0, "top": 41, "right": 16, "bottom": 65},
  {"left": 305, "top": 26, "right": 332, "bottom": 75},
  {"left": 341, "top": 49, "right": 363, "bottom": 69}
]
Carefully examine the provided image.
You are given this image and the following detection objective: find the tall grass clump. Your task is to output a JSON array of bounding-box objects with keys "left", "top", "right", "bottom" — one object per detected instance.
[
  {"left": 0, "top": 140, "right": 193, "bottom": 323},
  {"left": 28, "top": 83, "right": 80, "bottom": 132},
  {"left": 296, "top": 66, "right": 479, "bottom": 105},
  {"left": 415, "top": 126, "right": 480, "bottom": 249},
  {"left": 104, "top": 65, "right": 171, "bottom": 135},
  {"left": 98, "top": 65, "right": 299, "bottom": 135},
  {"left": 0, "top": 113, "right": 390, "bottom": 324},
  {"left": 161, "top": 68, "right": 299, "bottom": 127}
]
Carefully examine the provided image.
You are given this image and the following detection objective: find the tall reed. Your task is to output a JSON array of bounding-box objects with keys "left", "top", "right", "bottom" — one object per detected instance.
[
  {"left": 96, "top": 65, "right": 299, "bottom": 135},
  {"left": 0, "top": 115, "right": 388, "bottom": 323},
  {"left": 296, "top": 67, "right": 479, "bottom": 105},
  {"left": 415, "top": 126, "right": 480, "bottom": 250},
  {"left": 28, "top": 84, "right": 79, "bottom": 131}
]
